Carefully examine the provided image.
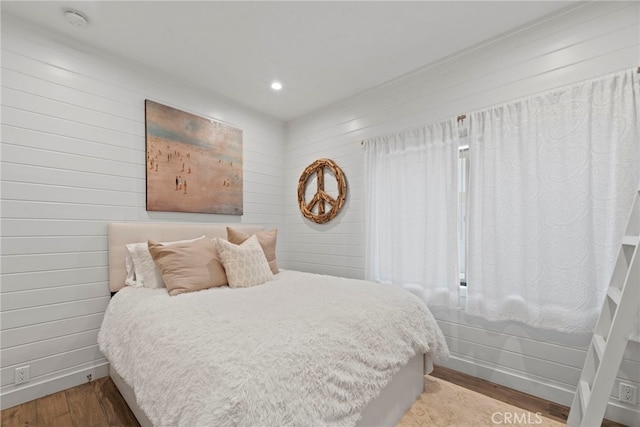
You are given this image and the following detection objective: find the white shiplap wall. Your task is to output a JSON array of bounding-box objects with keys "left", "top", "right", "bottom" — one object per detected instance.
[
  {"left": 0, "top": 15, "right": 285, "bottom": 409},
  {"left": 285, "top": 2, "right": 640, "bottom": 425}
]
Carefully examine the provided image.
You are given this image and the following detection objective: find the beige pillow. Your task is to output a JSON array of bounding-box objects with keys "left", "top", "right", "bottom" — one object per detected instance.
[
  {"left": 126, "top": 236, "right": 206, "bottom": 289},
  {"left": 216, "top": 235, "right": 273, "bottom": 288},
  {"left": 148, "top": 238, "right": 227, "bottom": 296},
  {"left": 227, "top": 227, "right": 279, "bottom": 274}
]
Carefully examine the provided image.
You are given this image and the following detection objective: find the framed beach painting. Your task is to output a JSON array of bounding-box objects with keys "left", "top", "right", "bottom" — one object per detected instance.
[{"left": 144, "top": 100, "right": 243, "bottom": 215}]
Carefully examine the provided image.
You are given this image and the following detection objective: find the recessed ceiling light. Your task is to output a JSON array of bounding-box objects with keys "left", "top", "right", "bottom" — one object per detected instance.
[
  {"left": 64, "top": 9, "right": 88, "bottom": 28},
  {"left": 271, "top": 81, "right": 283, "bottom": 91}
]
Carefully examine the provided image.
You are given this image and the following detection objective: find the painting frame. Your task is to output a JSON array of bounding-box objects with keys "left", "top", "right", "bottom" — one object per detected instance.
[{"left": 144, "top": 100, "right": 243, "bottom": 215}]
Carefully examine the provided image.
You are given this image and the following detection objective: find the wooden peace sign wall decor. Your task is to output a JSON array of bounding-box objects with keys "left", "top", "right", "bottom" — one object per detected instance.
[{"left": 297, "top": 158, "right": 347, "bottom": 224}]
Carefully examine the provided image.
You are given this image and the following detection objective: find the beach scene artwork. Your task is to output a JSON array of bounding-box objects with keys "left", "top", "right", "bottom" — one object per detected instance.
[{"left": 145, "top": 100, "right": 243, "bottom": 215}]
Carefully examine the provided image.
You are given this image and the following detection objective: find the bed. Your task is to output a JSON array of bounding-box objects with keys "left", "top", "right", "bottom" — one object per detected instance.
[{"left": 99, "top": 222, "right": 448, "bottom": 427}]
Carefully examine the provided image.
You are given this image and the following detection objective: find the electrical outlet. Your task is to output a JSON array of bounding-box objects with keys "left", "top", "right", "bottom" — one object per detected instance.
[
  {"left": 15, "top": 366, "right": 30, "bottom": 385},
  {"left": 619, "top": 383, "right": 638, "bottom": 404}
]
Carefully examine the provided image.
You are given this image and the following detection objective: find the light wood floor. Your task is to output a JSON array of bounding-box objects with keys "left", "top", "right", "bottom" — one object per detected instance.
[
  {"left": 1, "top": 376, "right": 138, "bottom": 427},
  {"left": 1, "top": 366, "right": 626, "bottom": 427}
]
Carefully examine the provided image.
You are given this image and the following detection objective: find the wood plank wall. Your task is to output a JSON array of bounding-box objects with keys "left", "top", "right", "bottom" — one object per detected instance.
[
  {"left": 0, "top": 14, "right": 286, "bottom": 409},
  {"left": 284, "top": 2, "right": 640, "bottom": 425},
  {"left": 2, "top": 3, "right": 639, "bottom": 425}
]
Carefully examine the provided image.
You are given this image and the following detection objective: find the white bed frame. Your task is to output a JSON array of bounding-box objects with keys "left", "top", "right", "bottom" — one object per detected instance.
[{"left": 107, "top": 222, "right": 428, "bottom": 427}]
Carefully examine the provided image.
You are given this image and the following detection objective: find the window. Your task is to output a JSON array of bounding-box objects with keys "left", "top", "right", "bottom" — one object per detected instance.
[{"left": 458, "top": 133, "right": 469, "bottom": 287}]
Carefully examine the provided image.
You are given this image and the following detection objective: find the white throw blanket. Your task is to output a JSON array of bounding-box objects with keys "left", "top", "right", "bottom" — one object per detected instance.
[{"left": 98, "top": 270, "right": 449, "bottom": 427}]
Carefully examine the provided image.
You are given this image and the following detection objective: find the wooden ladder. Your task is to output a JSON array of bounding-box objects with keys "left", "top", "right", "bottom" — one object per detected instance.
[{"left": 567, "top": 185, "right": 640, "bottom": 427}]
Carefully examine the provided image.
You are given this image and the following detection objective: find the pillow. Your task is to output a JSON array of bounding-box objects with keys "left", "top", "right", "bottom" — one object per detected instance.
[
  {"left": 227, "top": 227, "right": 279, "bottom": 274},
  {"left": 148, "top": 238, "right": 227, "bottom": 296},
  {"left": 125, "top": 236, "right": 205, "bottom": 289},
  {"left": 124, "top": 248, "right": 136, "bottom": 287},
  {"left": 126, "top": 242, "right": 159, "bottom": 288},
  {"left": 216, "top": 235, "right": 273, "bottom": 288}
]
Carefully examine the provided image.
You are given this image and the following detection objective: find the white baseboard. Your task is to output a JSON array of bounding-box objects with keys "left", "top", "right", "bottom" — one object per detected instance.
[
  {"left": 1, "top": 362, "right": 109, "bottom": 410},
  {"left": 605, "top": 400, "right": 640, "bottom": 427},
  {"left": 441, "top": 354, "right": 639, "bottom": 426}
]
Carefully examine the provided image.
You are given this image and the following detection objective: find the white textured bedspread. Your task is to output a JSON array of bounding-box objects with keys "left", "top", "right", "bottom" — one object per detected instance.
[{"left": 98, "top": 270, "right": 448, "bottom": 427}]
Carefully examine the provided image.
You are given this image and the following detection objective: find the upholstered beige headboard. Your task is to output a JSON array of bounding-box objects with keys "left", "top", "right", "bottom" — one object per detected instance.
[{"left": 108, "top": 222, "right": 264, "bottom": 292}]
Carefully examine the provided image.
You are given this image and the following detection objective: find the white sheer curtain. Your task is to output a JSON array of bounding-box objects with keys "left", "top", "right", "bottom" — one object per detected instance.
[
  {"left": 466, "top": 69, "right": 640, "bottom": 332},
  {"left": 364, "top": 120, "right": 459, "bottom": 307}
]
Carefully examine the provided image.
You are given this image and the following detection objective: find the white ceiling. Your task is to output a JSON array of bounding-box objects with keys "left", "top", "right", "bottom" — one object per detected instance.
[{"left": 2, "top": 1, "right": 580, "bottom": 122}]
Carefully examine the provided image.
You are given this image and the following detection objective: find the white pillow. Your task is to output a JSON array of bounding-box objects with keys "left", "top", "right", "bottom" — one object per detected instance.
[
  {"left": 216, "top": 235, "right": 273, "bottom": 288},
  {"left": 125, "top": 235, "right": 205, "bottom": 289},
  {"left": 124, "top": 248, "right": 137, "bottom": 287}
]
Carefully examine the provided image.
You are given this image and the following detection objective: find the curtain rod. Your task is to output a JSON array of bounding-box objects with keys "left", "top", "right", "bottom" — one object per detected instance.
[
  {"left": 360, "top": 67, "right": 639, "bottom": 146},
  {"left": 360, "top": 114, "right": 467, "bottom": 145}
]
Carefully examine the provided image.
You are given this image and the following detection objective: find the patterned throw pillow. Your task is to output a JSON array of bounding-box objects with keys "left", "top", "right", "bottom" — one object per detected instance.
[
  {"left": 216, "top": 235, "right": 273, "bottom": 288},
  {"left": 227, "top": 227, "right": 279, "bottom": 274}
]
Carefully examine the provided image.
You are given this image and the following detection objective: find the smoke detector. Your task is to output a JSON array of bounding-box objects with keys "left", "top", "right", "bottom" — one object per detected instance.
[{"left": 64, "top": 9, "right": 88, "bottom": 28}]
